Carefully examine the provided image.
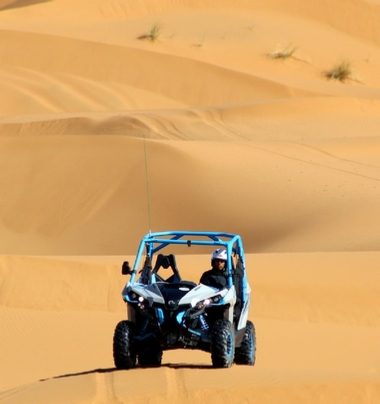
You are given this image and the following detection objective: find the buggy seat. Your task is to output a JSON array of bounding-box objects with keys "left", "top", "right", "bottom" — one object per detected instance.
[{"left": 152, "top": 254, "right": 182, "bottom": 283}]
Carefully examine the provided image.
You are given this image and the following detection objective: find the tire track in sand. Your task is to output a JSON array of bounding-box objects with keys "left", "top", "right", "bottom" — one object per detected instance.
[
  {"left": 90, "top": 371, "right": 122, "bottom": 404},
  {"left": 164, "top": 367, "right": 188, "bottom": 401}
]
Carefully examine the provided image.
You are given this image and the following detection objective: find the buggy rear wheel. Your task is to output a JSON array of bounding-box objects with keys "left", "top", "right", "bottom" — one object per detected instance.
[
  {"left": 234, "top": 320, "right": 256, "bottom": 365},
  {"left": 138, "top": 345, "right": 163, "bottom": 367},
  {"left": 113, "top": 320, "right": 136, "bottom": 369},
  {"left": 210, "top": 319, "right": 235, "bottom": 368}
]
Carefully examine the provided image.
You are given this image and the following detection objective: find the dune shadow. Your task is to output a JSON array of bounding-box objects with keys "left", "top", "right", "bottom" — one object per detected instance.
[
  {"left": 39, "top": 363, "right": 213, "bottom": 382},
  {"left": 39, "top": 368, "right": 116, "bottom": 382},
  {"left": 162, "top": 363, "right": 212, "bottom": 370},
  {"left": 0, "top": 0, "right": 51, "bottom": 11}
]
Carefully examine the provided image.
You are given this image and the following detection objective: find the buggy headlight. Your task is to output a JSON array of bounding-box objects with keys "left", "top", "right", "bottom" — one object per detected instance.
[
  {"left": 137, "top": 295, "right": 147, "bottom": 309},
  {"left": 126, "top": 291, "right": 147, "bottom": 305},
  {"left": 194, "top": 294, "right": 223, "bottom": 309},
  {"left": 195, "top": 298, "right": 211, "bottom": 310}
]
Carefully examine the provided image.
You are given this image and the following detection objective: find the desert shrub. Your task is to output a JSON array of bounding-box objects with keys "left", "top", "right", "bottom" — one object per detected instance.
[
  {"left": 138, "top": 24, "right": 161, "bottom": 42},
  {"left": 325, "top": 60, "right": 357, "bottom": 82},
  {"left": 268, "top": 44, "right": 296, "bottom": 60}
]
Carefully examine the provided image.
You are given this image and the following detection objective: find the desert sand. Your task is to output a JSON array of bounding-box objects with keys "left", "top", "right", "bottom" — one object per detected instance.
[{"left": 1, "top": 0, "right": 380, "bottom": 403}]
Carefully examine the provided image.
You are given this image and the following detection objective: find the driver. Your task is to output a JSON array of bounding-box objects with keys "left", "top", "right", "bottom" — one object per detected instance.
[{"left": 199, "top": 248, "right": 228, "bottom": 289}]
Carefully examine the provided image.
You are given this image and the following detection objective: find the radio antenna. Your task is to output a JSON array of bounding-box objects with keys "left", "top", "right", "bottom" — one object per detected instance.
[{"left": 143, "top": 134, "right": 152, "bottom": 232}]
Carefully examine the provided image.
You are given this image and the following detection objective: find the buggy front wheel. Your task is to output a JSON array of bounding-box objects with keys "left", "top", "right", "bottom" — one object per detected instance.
[
  {"left": 234, "top": 320, "right": 256, "bottom": 365},
  {"left": 113, "top": 320, "right": 137, "bottom": 369},
  {"left": 210, "top": 319, "right": 235, "bottom": 368}
]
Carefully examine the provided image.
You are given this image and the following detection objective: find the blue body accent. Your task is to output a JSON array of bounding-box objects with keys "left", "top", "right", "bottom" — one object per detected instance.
[
  {"left": 176, "top": 311, "right": 185, "bottom": 324},
  {"left": 187, "top": 327, "right": 211, "bottom": 343},
  {"left": 156, "top": 308, "right": 164, "bottom": 324},
  {"left": 187, "top": 328, "right": 202, "bottom": 337}
]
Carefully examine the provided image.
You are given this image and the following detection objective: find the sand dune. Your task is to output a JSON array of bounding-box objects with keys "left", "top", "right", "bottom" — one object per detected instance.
[
  {"left": 1, "top": 253, "right": 380, "bottom": 402},
  {"left": 1, "top": 0, "right": 380, "bottom": 402},
  {"left": 1, "top": 132, "right": 379, "bottom": 254}
]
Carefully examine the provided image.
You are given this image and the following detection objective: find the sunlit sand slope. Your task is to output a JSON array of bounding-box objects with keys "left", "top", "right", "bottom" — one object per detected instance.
[
  {"left": 1, "top": 0, "right": 380, "bottom": 402},
  {"left": 0, "top": 0, "right": 379, "bottom": 255},
  {"left": 1, "top": 253, "right": 380, "bottom": 403},
  {"left": 1, "top": 134, "right": 379, "bottom": 254}
]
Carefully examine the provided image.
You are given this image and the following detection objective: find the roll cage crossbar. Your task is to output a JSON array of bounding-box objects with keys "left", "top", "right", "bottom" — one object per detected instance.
[{"left": 129, "top": 231, "right": 246, "bottom": 286}]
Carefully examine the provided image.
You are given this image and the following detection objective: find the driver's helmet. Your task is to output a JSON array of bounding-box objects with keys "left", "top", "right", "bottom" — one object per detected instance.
[{"left": 211, "top": 248, "right": 227, "bottom": 266}]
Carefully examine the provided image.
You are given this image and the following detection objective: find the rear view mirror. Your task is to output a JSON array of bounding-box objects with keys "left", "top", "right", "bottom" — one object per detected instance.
[{"left": 122, "top": 261, "right": 132, "bottom": 275}]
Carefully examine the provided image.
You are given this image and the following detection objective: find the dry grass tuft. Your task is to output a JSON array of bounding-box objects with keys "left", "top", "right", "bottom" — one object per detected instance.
[
  {"left": 268, "top": 44, "right": 297, "bottom": 60},
  {"left": 138, "top": 24, "right": 161, "bottom": 42},
  {"left": 325, "top": 60, "right": 362, "bottom": 83},
  {"left": 193, "top": 33, "right": 206, "bottom": 48}
]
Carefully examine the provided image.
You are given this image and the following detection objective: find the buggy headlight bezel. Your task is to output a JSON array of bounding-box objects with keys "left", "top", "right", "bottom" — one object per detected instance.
[
  {"left": 125, "top": 291, "right": 148, "bottom": 307},
  {"left": 195, "top": 294, "right": 222, "bottom": 310}
]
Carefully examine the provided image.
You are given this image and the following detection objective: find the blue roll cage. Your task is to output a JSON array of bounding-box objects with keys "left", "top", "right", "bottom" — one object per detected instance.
[{"left": 129, "top": 231, "right": 246, "bottom": 288}]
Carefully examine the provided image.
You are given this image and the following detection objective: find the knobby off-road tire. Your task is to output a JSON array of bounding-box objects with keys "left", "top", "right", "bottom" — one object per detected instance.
[
  {"left": 138, "top": 345, "right": 163, "bottom": 367},
  {"left": 210, "top": 319, "right": 235, "bottom": 368},
  {"left": 113, "top": 320, "right": 137, "bottom": 369},
  {"left": 234, "top": 320, "right": 256, "bottom": 365}
]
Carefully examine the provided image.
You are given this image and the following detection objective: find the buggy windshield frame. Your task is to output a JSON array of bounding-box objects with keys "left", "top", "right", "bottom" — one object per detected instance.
[{"left": 129, "top": 231, "right": 246, "bottom": 287}]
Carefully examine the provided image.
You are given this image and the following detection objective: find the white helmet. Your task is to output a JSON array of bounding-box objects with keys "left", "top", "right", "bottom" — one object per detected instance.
[{"left": 211, "top": 248, "right": 227, "bottom": 261}]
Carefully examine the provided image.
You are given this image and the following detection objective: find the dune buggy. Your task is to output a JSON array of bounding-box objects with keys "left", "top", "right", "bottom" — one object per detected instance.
[{"left": 113, "top": 231, "right": 256, "bottom": 368}]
